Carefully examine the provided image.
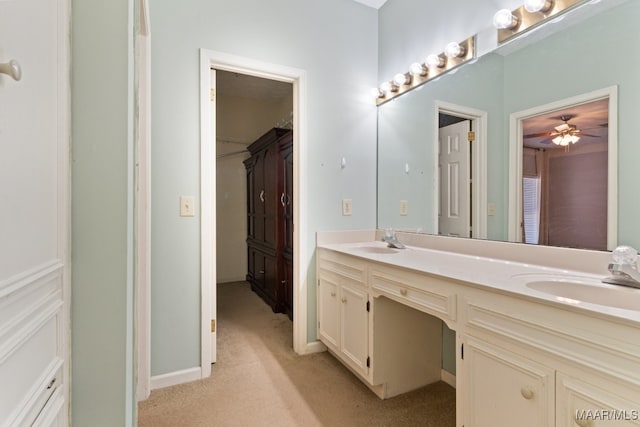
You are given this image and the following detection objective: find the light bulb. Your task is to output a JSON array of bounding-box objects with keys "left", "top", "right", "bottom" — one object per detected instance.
[
  {"left": 493, "top": 9, "right": 519, "bottom": 30},
  {"left": 409, "top": 62, "right": 427, "bottom": 77},
  {"left": 393, "top": 73, "right": 410, "bottom": 86},
  {"left": 380, "top": 81, "right": 396, "bottom": 94},
  {"left": 444, "top": 42, "right": 464, "bottom": 58},
  {"left": 425, "top": 54, "right": 444, "bottom": 68},
  {"left": 370, "top": 87, "right": 383, "bottom": 99},
  {"left": 524, "top": 0, "right": 554, "bottom": 13}
]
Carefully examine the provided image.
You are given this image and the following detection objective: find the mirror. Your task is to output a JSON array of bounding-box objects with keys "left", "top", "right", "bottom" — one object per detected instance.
[{"left": 377, "top": 0, "right": 639, "bottom": 249}]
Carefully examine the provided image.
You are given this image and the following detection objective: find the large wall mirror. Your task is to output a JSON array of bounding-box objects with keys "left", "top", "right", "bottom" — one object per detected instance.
[{"left": 377, "top": 0, "right": 639, "bottom": 250}]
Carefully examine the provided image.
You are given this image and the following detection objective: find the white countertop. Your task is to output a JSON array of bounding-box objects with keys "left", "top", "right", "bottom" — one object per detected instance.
[{"left": 317, "top": 240, "right": 640, "bottom": 324}]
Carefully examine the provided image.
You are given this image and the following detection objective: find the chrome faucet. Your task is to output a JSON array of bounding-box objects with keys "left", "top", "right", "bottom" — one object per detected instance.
[
  {"left": 382, "top": 228, "right": 406, "bottom": 249},
  {"left": 602, "top": 246, "right": 640, "bottom": 289}
]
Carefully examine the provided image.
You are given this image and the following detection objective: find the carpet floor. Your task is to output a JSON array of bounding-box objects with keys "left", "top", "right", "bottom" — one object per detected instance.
[{"left": 138, "top": 281, "right": 456, "bottom": 426}]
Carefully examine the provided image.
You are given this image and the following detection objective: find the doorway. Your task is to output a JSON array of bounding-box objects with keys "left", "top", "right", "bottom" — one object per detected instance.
[
  {"left": 199, "top": 50, "right": 314, "bottom": 380},
  {"left": 508, "top": 86, "right": 618, "bottom": 250},
  {"left": 434, "top": 102, "right": 488, "bottom": 240}
]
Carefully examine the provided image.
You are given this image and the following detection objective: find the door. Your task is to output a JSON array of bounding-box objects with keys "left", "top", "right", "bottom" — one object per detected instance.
[
  {"left": 340, "top": 282, "right": 369, "bottom": 377},
  {"left": 439, "top": 120, "right": 471, "bottom": 237},
  {"left": 0, "top": 0, "right": 70, "bottom": 424},
  {"left": 463, "top": 338, "right": 554, "bottom": 427}
]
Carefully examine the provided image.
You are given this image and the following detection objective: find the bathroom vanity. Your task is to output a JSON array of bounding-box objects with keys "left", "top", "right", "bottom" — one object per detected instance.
[{"left": 317, "top": 231, "right": 640, "bottom": 427}]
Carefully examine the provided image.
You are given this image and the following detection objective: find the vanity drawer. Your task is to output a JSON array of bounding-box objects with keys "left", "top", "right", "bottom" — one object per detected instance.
[
  {"left": 370, "top": 266, "right": 457, "bottom": 323},
  {"left": 317, "top": 248, "right": 367, "bottom": 285}
]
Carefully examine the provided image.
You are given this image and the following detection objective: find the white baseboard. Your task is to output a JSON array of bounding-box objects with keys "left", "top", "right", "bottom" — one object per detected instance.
[
  {"left": 441, "top": 369, "right": 456, "bottom": 389},
  {"left": 150, "top": 367, "right": 202, "bottom": 390},
  {"left": 298, "top": 340, "right": 326, "bottom": 355}
]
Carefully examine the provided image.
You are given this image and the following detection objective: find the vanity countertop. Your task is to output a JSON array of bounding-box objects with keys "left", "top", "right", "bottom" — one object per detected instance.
[{"left": 317, "top": 240, "right": 640, "bottom": 324}]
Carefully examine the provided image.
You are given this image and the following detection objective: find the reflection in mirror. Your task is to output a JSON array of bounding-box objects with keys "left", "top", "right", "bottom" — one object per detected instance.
[
  {"left": 514, "top": 95, "right": 613, "bottom": 250},
  {"left": 377, "top": 0, "right": 638, "bottom": 250}
]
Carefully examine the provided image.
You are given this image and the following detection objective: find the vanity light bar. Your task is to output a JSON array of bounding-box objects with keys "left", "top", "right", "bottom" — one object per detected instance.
[
  {"left": 374, "top": 35, "right": 476, "bottom": 106},
  {"left": 495, "top": 0, "right": 583, "bottom": 44}
]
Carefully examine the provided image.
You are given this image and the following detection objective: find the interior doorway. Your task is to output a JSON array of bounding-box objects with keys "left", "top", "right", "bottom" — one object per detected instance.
[
  {"left": 508, "top": 87, "right": 618, "bottom": 250},
  {"left": 434, "top": 102, "right": 488, "bottom": 240},
  {"left": 200, "top": 50, "right": 313, "bottom": 380},
  {"left": 214, "top": 69, "right": 294, "bottom": 334}
]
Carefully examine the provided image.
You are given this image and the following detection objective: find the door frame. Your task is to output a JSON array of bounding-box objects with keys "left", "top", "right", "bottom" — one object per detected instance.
[
  {"left": 199, "top": 49, "right": 311, "bottom": 378},
  {"left": 507, "top": 86, "right": 618, "bottom": 250},
  {"left": 434, "top": 101, "right": 488, "bottom": 239}
]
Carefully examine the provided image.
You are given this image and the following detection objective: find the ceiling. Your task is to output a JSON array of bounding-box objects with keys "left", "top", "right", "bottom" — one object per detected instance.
[{"left": 522, "top": 98, "right": 609, "bottom": 149}]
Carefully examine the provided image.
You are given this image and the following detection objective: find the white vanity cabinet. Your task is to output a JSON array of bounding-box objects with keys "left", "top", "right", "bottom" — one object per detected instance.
[
  {"left": 462, "top": 337, "right": 555, "bottom": 427},
  {"left": 460, "top": 290, "right": 640, "bottom": 427},
  {"left": 316, "top": 238, "right": 640, "bottom": 427},
  {"left": 317, "top": 248, "right": 370, "bottom": 378},
  {"left": 317, "top": 247, "right": 445, "bottom": 398}
]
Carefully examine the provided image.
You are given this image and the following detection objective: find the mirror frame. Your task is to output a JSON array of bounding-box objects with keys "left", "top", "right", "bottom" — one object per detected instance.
[{"left": 507, "top": 85, "right": 618, "bottom": 250}]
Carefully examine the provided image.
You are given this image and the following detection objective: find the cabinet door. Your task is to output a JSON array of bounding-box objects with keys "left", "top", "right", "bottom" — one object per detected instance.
[
  {"left": 340, "top": 282, "right": 369, "bottom": 376},
  {"left": 557, "top": 373, "right": 640, "bottom": 427},
  {"left": 263, "top": 146, "right": 278, "bottom": 248},
  {"left": 318, "top": 276, "right": 339, "bottom": 351},
  {"left": 463, "top": 338, "right": 554, "bottom": 427}
]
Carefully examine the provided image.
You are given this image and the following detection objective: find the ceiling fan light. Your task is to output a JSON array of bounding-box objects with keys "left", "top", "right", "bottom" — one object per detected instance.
[
  {"left": 570, "top": 135, "right": 580, "bottom": 144},
  {"left": 524, "top": 0, "right": 554, "bottom": 13},
  {"left": 552, "top": 135, "right": 563, "bottom": 145}
]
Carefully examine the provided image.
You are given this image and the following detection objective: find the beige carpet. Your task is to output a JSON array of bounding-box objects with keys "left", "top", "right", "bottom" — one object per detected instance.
[{"left": 138, "top": 281, "right": 455, "bottom": 426}]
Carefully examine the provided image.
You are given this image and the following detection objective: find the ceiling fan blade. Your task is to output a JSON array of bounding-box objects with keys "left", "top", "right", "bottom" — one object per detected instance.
[
  {"left": 524, "top": 131, "right": 553, "bottom": 139},
  {"left": 580, "top": 133, "right": 601, "bottom": 138}
]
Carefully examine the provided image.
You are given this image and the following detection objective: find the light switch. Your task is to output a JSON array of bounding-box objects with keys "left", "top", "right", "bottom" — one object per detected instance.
[
  {"left": 400, "top": 200, "right": 409, "bottom": 216},
  {"left": 487, "top": 202, "right": 496, "bottom": 216},
  {"left": 342, "top": 199, "right": 352, "bottom": 216},
  {"left": 180, "top": 196, "right": 195, "bottom": 217}
]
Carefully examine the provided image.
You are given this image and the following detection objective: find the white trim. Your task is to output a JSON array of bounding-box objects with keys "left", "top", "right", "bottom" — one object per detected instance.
[
  {"left": 150, "top": 367, "right": 202, "bottom": 390},
  {"left": 135, "top": 0, "right": 152, "bottom": 402},
  {"left": 507, "top": 86, "right": 618, "bottom": 250},
  {"left": 57, "top": 0, "right": 72, "bottom": 424},
  {"left": 299, "top": 340, "right": 327, "bottom": 355},
  {"left": 199, "top": 49, "right": 309, "bottom": 379},
  {"left": 434, "top": 101, "right": 488, "bottom": 239},
  {"left": 440, "top": 369, "right": 456, "bottom": 389}
]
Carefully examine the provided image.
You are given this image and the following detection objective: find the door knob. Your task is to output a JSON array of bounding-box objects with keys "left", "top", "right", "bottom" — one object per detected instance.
[{"left": 0, "top": 59, "right": 22, "bottom": 81}]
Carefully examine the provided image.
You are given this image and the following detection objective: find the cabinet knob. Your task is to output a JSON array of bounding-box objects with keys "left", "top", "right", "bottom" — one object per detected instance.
[
  {"left": 520, "top": 386, "right": 534, "bottom": 400},
  {"left": 330, "top": 292, "right": 336, "bottom": 297},
  {"left": 400, "top": 288, "right": 408, "bottom": 296},
  {"left": 574, "top": 418, "right": 593, "bottom": 427},
  {"left": 259, "top": 190, "right": 265, "bottom": 202},
  {"left": 341, "top": 297, "right": 347, "bottom": 303},
  {"left": 258, "top": 270, "right": 265, "bottom": 274}
]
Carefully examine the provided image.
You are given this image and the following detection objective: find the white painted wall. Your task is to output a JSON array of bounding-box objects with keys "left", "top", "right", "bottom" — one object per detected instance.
[
  {"left": 150, "top": 0, "right": 378, "bottom": 376},
  {"left": 216, "top": 93, "right": 293, "bottom": 283}
]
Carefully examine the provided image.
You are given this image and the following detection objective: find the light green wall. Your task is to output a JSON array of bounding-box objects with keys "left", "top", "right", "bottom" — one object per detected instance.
[
  {"left": 71, "top": 0, "right": 136, "bottom": 425},
  {"left": 149, "top": 0, "right": 378, "bottom": 376}
]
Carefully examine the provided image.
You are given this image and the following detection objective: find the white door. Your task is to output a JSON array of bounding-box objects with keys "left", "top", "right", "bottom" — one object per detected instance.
[
  {"left": 0, "top": 0, "right": 70, "bottom": 425},
  {"left": 439, "top": 120, "right": 471, "bottom": 237}
]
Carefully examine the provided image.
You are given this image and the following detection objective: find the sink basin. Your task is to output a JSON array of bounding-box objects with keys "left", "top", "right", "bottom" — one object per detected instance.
[
  {"left": 520, "top": 275, "right": 640, "bottom": 311},
  {"left": 352, "top": 245, "right": 399, "bottom": 255}
]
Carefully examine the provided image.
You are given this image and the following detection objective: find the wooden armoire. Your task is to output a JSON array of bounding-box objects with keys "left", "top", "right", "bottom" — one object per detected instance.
[{"left": 244, "top": 128, "right": 293, "bottom": 319}]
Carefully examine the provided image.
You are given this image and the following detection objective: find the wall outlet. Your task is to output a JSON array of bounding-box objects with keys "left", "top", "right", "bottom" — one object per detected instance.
[
  {"left": 180, "top": 196, "right": 195, "bottom": 217},
  {"left": 342, "top": 199, "right": 352, "bottom": 216},
  {"left": 400, "top": 200, "right": 409, "bottom": 216}
]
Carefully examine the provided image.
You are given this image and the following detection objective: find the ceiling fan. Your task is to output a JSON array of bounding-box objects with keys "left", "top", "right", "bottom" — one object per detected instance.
[{"left": 524, "top": 114, "right": 603, "bottom": 147}]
